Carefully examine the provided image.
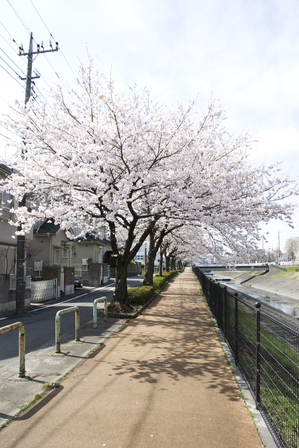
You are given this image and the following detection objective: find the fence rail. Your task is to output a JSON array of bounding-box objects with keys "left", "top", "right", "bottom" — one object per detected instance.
[
  {"left": 55, "top": 306, "right": 80, "bottom": 353},
  {"left": 0, "top": 322, "right": 25, "bottom": 377},
  {"left": 31, "top": 278, "right": 57, "bottom": 303},
  {"left": 193, "top": 266, "right": 299, "bottom": 448},
  {"left": 93, "top": 296, "right": 108, "bottom": 328}
]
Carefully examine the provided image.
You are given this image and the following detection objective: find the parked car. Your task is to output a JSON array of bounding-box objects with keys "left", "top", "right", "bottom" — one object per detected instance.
[{"left": 74, "top": 278, "right": 83, "bottom": 288}]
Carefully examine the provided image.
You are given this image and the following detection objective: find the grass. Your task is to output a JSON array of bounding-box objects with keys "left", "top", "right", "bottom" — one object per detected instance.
[
  {"left": 275, "top": 270, "right": 299, "bottom": 279},
  {"left": 0, "top": 392, "right": 47, "bottom": 430}
]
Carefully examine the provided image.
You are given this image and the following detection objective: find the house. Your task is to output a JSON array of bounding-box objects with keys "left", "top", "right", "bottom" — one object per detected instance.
[
  {"left": 72, "top": 233, "right": 112, "bottom": 286},
  {"left": 0, "top": 164, "right": 17, "bottom": 276},
  {"left": 29, "top": 219, "right": 74, "bottom": 274},
  {"left": 25, "top": 219, "right": 75, "bottom": 297},
  {"left": 0, "top": 164, "right": 32, "bottom": 314},
  {"left": 29, "top": 221, "right": 112, "bottom": 288}
]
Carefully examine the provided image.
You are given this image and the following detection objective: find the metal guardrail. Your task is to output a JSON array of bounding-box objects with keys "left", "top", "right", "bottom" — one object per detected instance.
[
  {"left": 55, "top": 306, "right": 80, "bottom": 354},
  {"left": 93, "top": 296, "right": 108, "bottom": 328},
  {"left": 0, "top": 322, "right": 25, "bottom": 377},
  {"left": 193, "top": 266, "right": 299, "bottom": 448}
]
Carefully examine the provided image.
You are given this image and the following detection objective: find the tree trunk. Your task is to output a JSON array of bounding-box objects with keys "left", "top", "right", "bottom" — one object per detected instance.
[
  {"left": 159, "top": 248, "right": 163, "bottom": 276},
  {"left": 165, "top": 256, "right": 170, "bottom": 272},
  {"left": 143, "top": 248, "right": 156, "bottom": 285},
  {"left": 114, "top": 259, "right": 129, "bottom": 305},
  {"left": 171, "top": 258, "right": 176, "bottom": 270},
  {"left": 143, "top": 232, "right": 156, "bottom": 286}
]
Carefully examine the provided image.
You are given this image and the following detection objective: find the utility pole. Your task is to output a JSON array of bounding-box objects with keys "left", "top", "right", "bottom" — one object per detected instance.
[
  {"left": 277, "top": 231, "right": 281, "bottom": 265},
  {"left": 15, "top": 32, "right": 58, "bottom": 314}
]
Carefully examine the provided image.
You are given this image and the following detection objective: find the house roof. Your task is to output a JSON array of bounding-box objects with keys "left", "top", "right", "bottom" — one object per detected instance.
[
  {"left": 0, "top": 164, "right": 12, "bottom": 177},
  {"left": 76, "top": 233, "right": 110, "bottom": 245},
  {"left": 34, "top": 219, "right": 60, "bottom": 234}
]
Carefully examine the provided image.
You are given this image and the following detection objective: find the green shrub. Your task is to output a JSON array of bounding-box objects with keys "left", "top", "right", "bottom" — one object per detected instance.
[
  {"left": 153, "top": 276, "right": 167, "bottom": 290},
  {"left": 128, "top": 285, "right": 155, "bottom": 305},
  {"left": 127, "top": 270, "right": 180, "bottom": 306},
  {"left": 162, "top": 270, "right": 180, "bottom": 280}
]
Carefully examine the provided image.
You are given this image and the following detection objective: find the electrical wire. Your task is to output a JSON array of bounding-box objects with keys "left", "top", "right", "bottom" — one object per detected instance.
[
  {"left": 0, "top": 55, "right": 23, "bottom": 80},
  {"left": 0, "top": 63, "right": 24, "bottom": 88},
  {"left": 0, "top": 133, "right": 11, "bottom": 140},
  {"left": 0, "top": 122, "right": 19, "bottom": 137},
  {"left": 0, "top": 48, "right": 26, "bottom": 77},
  {"left": 6, "top": 0, "right": 31, "bottom": 34},
  {"left": 29, "top": 0, "right": 53, "bottom": 39},
  {"left": 3, "top": 0, "right": 82, "bottom": 109},
  {"left": 29, "top": 0, "right": 81, "bottom": 87},
  {"left": 0, "top": 20, "right": 20, "bottom": 47}
]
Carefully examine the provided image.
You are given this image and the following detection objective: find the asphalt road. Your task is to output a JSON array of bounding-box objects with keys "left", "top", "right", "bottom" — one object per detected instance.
[
  {"left": 0, "top": 276, "right": 144, "bottom": 426},
  {"left": 0, "top": 276, "right": 143, "bottom": 364}
]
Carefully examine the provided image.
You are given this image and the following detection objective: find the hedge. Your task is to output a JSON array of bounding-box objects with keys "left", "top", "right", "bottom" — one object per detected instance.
[{"left": 128, "top": 270, "right": 181, "bottom": 306}]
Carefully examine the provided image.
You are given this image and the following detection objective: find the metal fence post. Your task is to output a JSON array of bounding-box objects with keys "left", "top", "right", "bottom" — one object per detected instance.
[
  {"left": 55, "top": 306, "right": 80, "bottom": 353},
  {"left": 224, "top": 286, "right": 227, "bottom": 338},
  {"left": 18, "top": 323, "right": 25, "bottom": 377},
  {"left": 255, "top": 302, "right": 261, "bottom": 409},
  {"left": 93, "top": 296, "right": 108, "bottom": 328},
  {"left": 0, "top": 322, "right": 25, "bottom": 377},
  {"left": 234, "top": 292, "right": 239, "bottom": 365}
]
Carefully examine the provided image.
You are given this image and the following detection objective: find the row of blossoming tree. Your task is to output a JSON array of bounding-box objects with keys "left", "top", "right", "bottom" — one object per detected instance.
[{"left": 2, "top": 62, "right": 297, "bottom": 309}]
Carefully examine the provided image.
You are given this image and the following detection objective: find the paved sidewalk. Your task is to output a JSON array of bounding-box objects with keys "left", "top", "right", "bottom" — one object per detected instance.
[{"left": 1, "top": 268, "right": 265, "bottom": 448}]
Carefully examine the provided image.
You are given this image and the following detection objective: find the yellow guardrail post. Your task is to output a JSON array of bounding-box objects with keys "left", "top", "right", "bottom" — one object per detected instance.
[
  {"left": 55, "top": 306, "right": 80, "bottom": 353},
  {"left": 0, "top": 322, "right": 25, "bottom": 377},
  {"left": 93, "top": 296, "right": 108, "bottom": 328}
]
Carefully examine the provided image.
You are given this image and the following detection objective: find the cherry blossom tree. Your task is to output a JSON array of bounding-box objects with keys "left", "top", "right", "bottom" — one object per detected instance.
[
  {"left": 2, "top": 62, "right": 298, "bottom": 308},
  {"left": 285, "top": 237, "right": 299, "bottom": 262}
]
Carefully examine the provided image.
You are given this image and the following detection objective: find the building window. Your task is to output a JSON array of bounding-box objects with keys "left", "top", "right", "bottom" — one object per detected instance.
[{"left": 54, "top": 248, "right": 60, "bottom": 265}]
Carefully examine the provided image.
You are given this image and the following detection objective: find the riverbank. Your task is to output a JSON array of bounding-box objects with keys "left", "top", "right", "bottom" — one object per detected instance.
[{"left": 207, "top": 265, "right": 299, "bottom": 318}]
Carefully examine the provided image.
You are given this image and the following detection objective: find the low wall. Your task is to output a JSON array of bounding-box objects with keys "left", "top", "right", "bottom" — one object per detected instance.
[
  {"left": 31, "top": 279, "right": 57, "bottom": 303},
  {"left": 0, "top": 275, "right": 31, "bottom": 315}
]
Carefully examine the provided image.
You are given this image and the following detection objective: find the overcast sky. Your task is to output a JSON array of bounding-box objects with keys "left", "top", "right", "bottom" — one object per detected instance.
[{"left": 0, "top": 0, "right": 298, "bottom": 253}]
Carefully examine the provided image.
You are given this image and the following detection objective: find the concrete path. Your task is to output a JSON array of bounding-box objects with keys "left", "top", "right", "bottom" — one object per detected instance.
[{"left": 0, "top": 268, "right": 264, "bottom": 448}]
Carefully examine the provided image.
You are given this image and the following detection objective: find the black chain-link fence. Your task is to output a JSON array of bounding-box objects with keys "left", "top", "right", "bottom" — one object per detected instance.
[{"left": 193, "top": 267, "right": 299, "bottom": 448}]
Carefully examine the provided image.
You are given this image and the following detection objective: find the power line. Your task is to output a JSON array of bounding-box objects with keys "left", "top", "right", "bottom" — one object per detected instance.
[
  {"left": 43, "top": 53, "right": 62, "bottom": 82},
  {"left": 0, "top": 32, "right": 18, "bottom": 54},
  {"left": 60, "top": 50, "right": 81, "bottom": 86},
  {"left": 29, "top": 0, "right": 81, "bottom": 87},
  {"left": 42, "top": 54, "right": 75, "bottom": 96},
  {"left": 6, "top": 0, "right": 31, "bottom": 34},
  {"left": 0, "top": 63, "right": 24, "bottom": 88},
  {"left": 0, "top": 122, "right": 19, "bottom": 137},
  {"left": 0, "top": 55, "right": 24, "bottom": 80},
  {"left": 0, "top": 48, "right": 26, "bottom": 77},
  {"left": 0, "top": 133, "right": 11, "bottom": 140},
  {"left": 0, "top": 20, "right": 20, "bottom": 47},
  {"left": 29, "top": 0, "right": 53, "bottom": 39}
]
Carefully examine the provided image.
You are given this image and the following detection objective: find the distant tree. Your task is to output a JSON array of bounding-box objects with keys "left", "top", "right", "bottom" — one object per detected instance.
[{"left": 285, "top": 237, "right": 299, "bottom": 262}]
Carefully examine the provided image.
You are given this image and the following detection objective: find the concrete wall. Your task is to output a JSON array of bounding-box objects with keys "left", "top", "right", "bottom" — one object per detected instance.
[
  {"left": 42, "top": 265, "right": 75, "bottom": 297},
  {"left": 0, "top": 274, "right": 31, "bottom": 316},
  {"left": 42, "top": 266, "right": 61, "bottom": 285},
  {"left": 64, "top": 266, "right": 75, "bottom": 295},
  {"left": 87, "top": 262, "right": 102, "bottom": 286}
]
